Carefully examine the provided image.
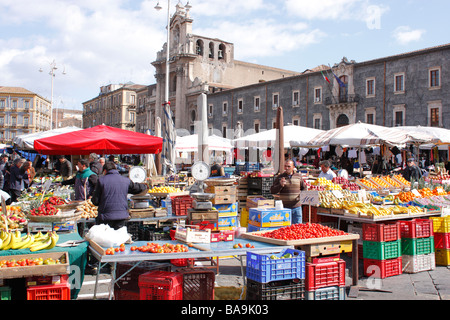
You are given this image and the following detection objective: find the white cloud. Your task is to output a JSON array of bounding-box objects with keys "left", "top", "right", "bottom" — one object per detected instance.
[{"left": 392, "top": 26, "right": 426, "bottom": 45}]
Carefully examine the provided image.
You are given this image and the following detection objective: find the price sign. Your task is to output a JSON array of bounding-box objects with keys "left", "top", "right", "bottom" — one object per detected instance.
[
  {"left": 411, "top": 189, "right": 421, "bottom": 197},
  {"left": 300, "top": 190, "right": 320, "bottom": 206},
  {"left": 331, "top": 190, "right": 344, "bottom": 199}
]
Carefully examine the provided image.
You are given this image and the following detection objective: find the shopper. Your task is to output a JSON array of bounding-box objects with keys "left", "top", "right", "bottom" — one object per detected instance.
[
  {"left": 61, "top": 159, "right": 98, "bottom": 200},
  {"left": 91, "top": 161, "right": 148, "bottom": 230},
  {"left": 318, "top": 160, "right": 337, "bottom": 180},
  {"left": 270, "top": 159, "right": 306, "bottom": 224},
  {"left": 57, "top": 155, "right": 73, "bottom": 180},
  {"left": 21, "top": 160, "right": 35, "bottom": 189},
  {"left": 89, "top": 153, "right": 103, "bottom": 175},
  {"left": 210, "top": 156, "right": 225, "bottom": 177},
  {"left": 403, "top": 158, "right": 423, "bottom": 182},
  {"left": 9, "top": 158, "right": 26, "bottom": 203}
]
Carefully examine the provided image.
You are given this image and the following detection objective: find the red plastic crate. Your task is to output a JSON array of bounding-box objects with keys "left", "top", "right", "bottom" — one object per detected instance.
[
  {"left": 363, "top": 222, "right": 400, "bottom": 242},
  {"left": 27, "top": 282, "right": 71, "bottom": 300},
  {"left": 434, "top": 233, "right": 450, "bottom": 249},
  {"left": 114, "top": 289, "right": 140, "bottom": 300},
  {"left": 399, "top": 219, "right": 434, "bottom": 238},
  {"left": 172, "top": 195, "right": 193, "bottom": 216},
  {"left": 305, "top": 259, "right": 346, "bottom": 291},
  {"left": 139, "top": 270, "right": 183, "bottom": 300},
  {"left": 178, "top": 268, "right": 215, "bottom": 300},
  {"left": 363, "top": 257, "right": 402, "bottom": 279}
]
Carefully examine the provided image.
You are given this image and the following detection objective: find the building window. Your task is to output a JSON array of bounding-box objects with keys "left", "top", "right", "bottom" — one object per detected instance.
[
  {"left": 0, "top": 116, "right": 4, "bottom": 125},
  {"left": 254, "top": 96, "right": 260, "bottom": 112},
  {"left": 237, "top": 99, "right": 243, "bottom": 114},
  {"left": 208, "top": 104, "right": 213, "bottom": 117},
  {"left": 394, "top": 73, "right": 405, "bottom": 93},
  {"left": 222, "top": 123, "right": 227, "bottom": 138},
  {"left": 209, "top": 42, "right": 214, "bottom": 59},
  {"left": 366, "top": 78, "right": 375, "bottom": 97},
  {"left": 365, "top": 107, "right": 376, "bottom": 125},
  {"left": 393, "top": 104, "right": 405, "bottom": 126},
  {"left": 254, "top": 120, "right": 260, "bottom": 133},
  {"left": 272, "top": 93, "right": 279, "bottom": 109},
  {"left": 292, "top": 116, "right": 300, "bottom": 126},
  {"left": 222, "top": 102, "right": 228, "bottom": 116},
  {"left": 0, "top": 100, "right": 5, "bottom": 108},
  {"left": 11, "top": 100, "right": 17, "bottom": 109},
  {"left": 292, "top": 91, "right": 300, "bottom": 107},
  {"left": 428, "top": 101, "right": 442, "bottom": 127},
  {"left": 429, "top": 68, "right": 441, "bottom": 89},
  {"left": 313, "top": 113, "right": 322, "bottom": 129},
  {"left": 196, "top": 40, "right": 204, "bottom": 56},
  {"left": 314, "top": 87, "right": 322, "bottom": 103},
  {"left": 24, "top": 117, "right": 29, "bottom": 126},
  {"left": 218, "top": 44, "right": 225, "bottom": 60}
]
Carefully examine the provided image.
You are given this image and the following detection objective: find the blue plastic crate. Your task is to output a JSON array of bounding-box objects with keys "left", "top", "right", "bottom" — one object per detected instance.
[{"left": 246, "top": 248, "right": 305, "bottom": 283}]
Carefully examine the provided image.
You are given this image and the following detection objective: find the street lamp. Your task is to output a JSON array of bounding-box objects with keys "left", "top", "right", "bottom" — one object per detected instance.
[{"left": 39, "top": 59, "right": 66, "bottom": 130}]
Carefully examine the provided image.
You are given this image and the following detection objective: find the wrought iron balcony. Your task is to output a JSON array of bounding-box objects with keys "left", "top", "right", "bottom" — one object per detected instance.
[{"left": 325, "top": 94, "right": 362, "bottom": 105}]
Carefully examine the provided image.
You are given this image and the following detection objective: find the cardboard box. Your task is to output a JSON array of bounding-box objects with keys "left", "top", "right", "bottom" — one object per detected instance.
[
  {"left": 212, "top": 202, "right": 238, "bottom": 214},
  {"left": 174, "top": 225, "right": 211, "bottom": 243},
  {"left": 205, "top": 185, "right": 237, "bottom": 195},
  {"left": 210, "top": 230, "right": 235, "bottom": 242},
  {"left": 218, "top": 215, "right": 238, "bottom": 230},
  {"left": 248, "top": 207, "right": 291, "bottom": 228},
  {"left": 246, "top": 196, "right": 275, "bottom": 208},
  {"left": 212, "top": 195, "right": 236, "bottom": 205},
  {"left": 52, "top": 221, "right": 76, "bottom": 232}
]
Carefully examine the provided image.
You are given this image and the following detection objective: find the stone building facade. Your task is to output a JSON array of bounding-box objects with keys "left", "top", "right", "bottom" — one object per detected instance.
[
  {"left": 207, "top": 44, "right": 449, "bottom": 139},
  {"left": 0, "top": 86, "right": 51, "bottom": 144}
]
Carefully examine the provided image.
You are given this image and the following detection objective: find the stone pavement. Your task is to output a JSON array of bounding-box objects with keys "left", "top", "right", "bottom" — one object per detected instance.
[{"left": 77, "top": 254, "right": 450, "bottom": 300}]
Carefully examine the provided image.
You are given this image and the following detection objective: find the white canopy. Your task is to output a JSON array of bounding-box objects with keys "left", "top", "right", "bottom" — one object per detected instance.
[
  {"left": 234, "top": 125, "right": 325, "bottom": 149},
  {"left": 175, "top": 134, "right": 233, "bottom": 153},
  {"left": 13, "top": 126, "right": 83, "bottom": 150},
  {"left": 397, "top": 126, "right": 450, "bottom": 145},
  {"left": 290, "top": 122, "right": 434, "bottom": 148}
]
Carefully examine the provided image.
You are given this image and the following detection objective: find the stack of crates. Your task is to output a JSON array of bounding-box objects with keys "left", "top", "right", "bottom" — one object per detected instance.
[
  {"left": 400, "top": 219, "right": 435, "bottom": 273},
  {"left": 177, "top": 268, "right": 215, "bottom": 300},
  {"left": 247, "top": 176, "right": 275, "bottom": 199},
  {"left": 171, "top": 195, "right": 193, "bottom": 216},
  {"left": 362, "top": 222, "right": 403, "bottom": 279},
  {"left": 431, "top": 216, "right": 450, "bottom": 266},
  {"left": 246, "top": 248, "right": 306, "bottom": 300},
  {"left": 306, "top": 255, "right": 346, "bottom": 300},
  {"left": 139, "top": 270, "right": 184, "bottom": 300},
  {"left": 26, "top": 275, "right": 70, "bottom": 300}
]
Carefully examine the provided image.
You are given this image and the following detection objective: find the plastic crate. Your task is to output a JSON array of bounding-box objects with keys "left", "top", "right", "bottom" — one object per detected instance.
[
  {"left": 362, "top": 240, "right": 402, "bottom": 260},
  {"left": 139, "top": 270, "right": 183, "bottom": 300},
  {"left": 246, "top": 249, "right": 305, "bottom": 283},
  {"left": 114, "top": 289, "right": 140, "bottom": 301},
  {"left": 401, "top": 237, "right": 435, "bottom": 256},
  {"left": 306, "top": 286, "right": 346, "bottom": 300},
  {"left": 402, "top": 253, "right": 436, "bottom": 273},
  {"left": 115, "top": 261, "right": 172, "bottom": 293},
  {"left": 363, "top": 222, "right": 400, "bottom": 242},
  {"left": 172, "top": 195, "right": 193, "bottom": 216},
  {"left": 246, "top": 278, "right": 305, "bottom": 300},
  {"left": 305, "top": 259, "right": 346, "bottom": 291},
  {"left": 434, "top": 233, "right": 450, "bottom": 249},
  {"left": 27, "top": 282, "right": 71, "bottom": 300},
  {"left": 0, "top": 286, "right": 11, "bottom": 301},
  {"left": 399, "top": 219, "right": 434, "bottom": 239},
  {"left": 364, "top": 257, "right": 402, "bottom": 279},
  {"left": 435, "top": 249, "right": 450, "bottom": 266},
  {"left": 177, "top": 268, "right": 215, "bottom": 300},
  {"left": 430, "top": 217, "right": 450, "bottom": 233}
]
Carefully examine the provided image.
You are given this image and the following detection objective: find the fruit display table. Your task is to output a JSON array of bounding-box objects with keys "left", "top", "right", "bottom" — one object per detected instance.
[
  {"left": 0, "top": 232, "right": 89, "bottom": 300},
  {"left": 87, "top": 238, "right": 293, "bottom": 300},
  {"left": 242, "top": 230, "right": 360, "bottom": 286}
]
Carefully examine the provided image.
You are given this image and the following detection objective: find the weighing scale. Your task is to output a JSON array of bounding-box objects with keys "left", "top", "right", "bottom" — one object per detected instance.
[
  {"left": 128, "top": 166, "right": 151, "bottom": 209},
  {"left": 190, "top": 161, "right": 215, "bottom": 210}
]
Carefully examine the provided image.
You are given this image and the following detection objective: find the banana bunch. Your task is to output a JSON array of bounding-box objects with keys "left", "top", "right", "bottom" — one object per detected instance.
[
  {"left": 0, "top": 230, "right": 59, "bottom": 252},
  {"left": 408, "top": 206, "right": 424, "bottom": 215}
]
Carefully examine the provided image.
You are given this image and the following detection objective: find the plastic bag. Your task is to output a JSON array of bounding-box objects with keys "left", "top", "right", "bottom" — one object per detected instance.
[{"left": 85, "top": 224, "right": 130, "bottom": 248}]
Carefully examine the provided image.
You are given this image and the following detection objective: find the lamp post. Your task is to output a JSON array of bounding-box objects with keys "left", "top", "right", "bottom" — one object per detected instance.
[{"left": 39, "top": 59, "right": 66, "bottom": 130}]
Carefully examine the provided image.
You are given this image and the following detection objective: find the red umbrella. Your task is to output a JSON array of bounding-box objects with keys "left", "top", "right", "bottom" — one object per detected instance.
[{"left": 34, "top": 125, "right": 163, "bottom": 155}]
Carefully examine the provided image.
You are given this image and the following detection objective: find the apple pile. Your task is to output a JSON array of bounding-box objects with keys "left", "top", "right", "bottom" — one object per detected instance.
[
  {"left": 0, "top": 256, "right": 65, "bottom": 267},
  {"left": 332, "top": 177, "right": 360, "bottom": 191},
  {"left": 130, "top": 242, "right": 189, "bottom": 254}
]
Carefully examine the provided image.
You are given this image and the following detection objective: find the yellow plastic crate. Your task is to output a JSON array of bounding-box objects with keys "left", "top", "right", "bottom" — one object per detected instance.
[
  {"left": 430, "top": 217, "right": 450, "bottom": 233},
  {"left": 240, "top": 207, "right": 249, "bottom": 228},
  {"left": 435, "top": 249, "right": 450, "bottom": 266}
]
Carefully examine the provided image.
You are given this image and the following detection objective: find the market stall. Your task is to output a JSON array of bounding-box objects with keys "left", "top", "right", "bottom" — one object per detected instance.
[{"left": 13, "top": 126, "right": 83, "bottom": 151}]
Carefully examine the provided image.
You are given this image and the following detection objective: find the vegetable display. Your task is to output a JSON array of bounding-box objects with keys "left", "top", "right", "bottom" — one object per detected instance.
[{"left": 260, "top": 223, "right": 347, "bottom": 241}]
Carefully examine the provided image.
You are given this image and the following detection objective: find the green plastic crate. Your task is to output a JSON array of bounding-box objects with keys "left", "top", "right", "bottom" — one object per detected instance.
[
  {"left": 363, "top": 240, "right": 402, "bottom": 260},
  {"left": 0, "top": 286, "right": 11, "bottom": 300},
  {"left": 401, "top": 237, "right": 434, "bottom": 256}
]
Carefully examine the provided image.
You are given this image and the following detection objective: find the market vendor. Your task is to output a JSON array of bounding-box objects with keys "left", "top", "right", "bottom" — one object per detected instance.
[
  {"left": 57, "top": 155, "right": 73, "bottom": 180},
  {"left": 60, "top": 159, "right": 98, "bottom": 200},
  {"left": 270, "top": 159, "right": 306, "bottom": 224},
  {"left": 91, "top": 161, "right": 148, "bottom": 230},
  {"left": 403, "top": 157, "right": 422, "bottom": 182},
  {"left": 210, "top": 156, "right": 225, "bottom": 177},
  {"left": 318, "top": 160, "right": 337, "bottom": 180}
]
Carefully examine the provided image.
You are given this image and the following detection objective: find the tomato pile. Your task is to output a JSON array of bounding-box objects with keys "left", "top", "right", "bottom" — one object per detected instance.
[
  {"left": 261, "top": 223, "right": 347, "bottom": 241},
  {"left": 130, "top": 242, "right": 189, "bottom": 254}
]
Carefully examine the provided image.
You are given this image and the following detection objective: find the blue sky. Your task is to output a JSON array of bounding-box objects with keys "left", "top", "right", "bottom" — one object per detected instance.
[{"left": 0, "top": 0, "right": 448, "bottom": 111}]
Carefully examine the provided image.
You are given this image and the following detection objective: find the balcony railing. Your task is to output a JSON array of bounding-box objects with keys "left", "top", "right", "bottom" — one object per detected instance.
[{"left": 325, "top": 94, "right": 362, "bottom": 105}]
